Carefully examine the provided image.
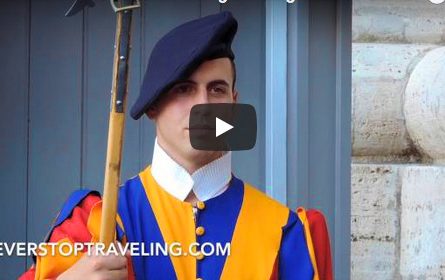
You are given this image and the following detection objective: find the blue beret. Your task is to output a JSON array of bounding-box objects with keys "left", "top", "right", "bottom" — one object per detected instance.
[{"left": 130, "top": 11, "right": 238, "bottom": 120}]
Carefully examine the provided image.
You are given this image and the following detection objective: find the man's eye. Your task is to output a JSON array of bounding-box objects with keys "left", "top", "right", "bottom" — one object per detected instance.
[
  {"left": 210, "top": 86, "right": 227, "bottom": 95},
  {"left": 172, "top": 85, "right": 192, "bottom": 94}
]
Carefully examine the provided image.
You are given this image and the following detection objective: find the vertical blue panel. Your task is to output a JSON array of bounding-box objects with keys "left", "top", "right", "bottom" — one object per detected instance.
[
  {"left": 27, "top": 0, "right": 83, "bottom": 248},
  {"left": 307, "top": 0, "right": 337, "bottom": 234},
  {"left": 265, "top": 0, "right": 288, "bottom": 203},
  {"left": 334, "top": 0, "right": 352, "bottom": 278},
  {"left": 222, "top": 0, "right": 266, "bottom": 190},
  {"left": 0, "top": 0, "right": 29, "bottom": 277},
  {"left": 307, "top": 0, "right": 339, "bottom": 275},
  {"left": 287, "top": 0, "right": 310, "bottom": 210},
  {"left": 82, "top": 2, "right": 114, "bottom": 188},
  {"left": 286, "top": 0, "right": 352, "bottom": 278}
]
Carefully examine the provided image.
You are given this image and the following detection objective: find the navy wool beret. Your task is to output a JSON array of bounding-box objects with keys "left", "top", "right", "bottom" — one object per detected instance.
[{"left": 130, "top": 11, "right": 238, "bottom": 120}]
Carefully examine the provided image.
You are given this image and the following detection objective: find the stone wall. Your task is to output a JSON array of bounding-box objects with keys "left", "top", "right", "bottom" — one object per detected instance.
[{"left": 352, "top": 1, "right": 445, "bottom": 279}]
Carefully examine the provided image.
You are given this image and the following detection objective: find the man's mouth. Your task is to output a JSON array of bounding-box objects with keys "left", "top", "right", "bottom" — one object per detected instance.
[{"left": 187, "top": 126, "right": 215, "bottom": 130}]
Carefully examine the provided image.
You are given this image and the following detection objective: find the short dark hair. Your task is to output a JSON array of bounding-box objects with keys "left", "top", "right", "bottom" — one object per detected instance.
[{"left": 230, "top": 59, "right": 236, "bottom": 91}]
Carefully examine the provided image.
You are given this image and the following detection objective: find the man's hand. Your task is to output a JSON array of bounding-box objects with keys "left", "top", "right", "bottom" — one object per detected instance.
[{"left": 56, "top": 243, "right": 130, "bottom": 280}]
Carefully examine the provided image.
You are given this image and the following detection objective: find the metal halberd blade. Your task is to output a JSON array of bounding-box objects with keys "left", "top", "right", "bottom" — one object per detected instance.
[{"left": 65, "top": 0, "right": 95, "bottom": 17}]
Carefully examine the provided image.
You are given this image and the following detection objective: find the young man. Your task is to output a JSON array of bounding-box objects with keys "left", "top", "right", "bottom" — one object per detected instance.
[{"left": 20, "top": 11, "right": 331, "bottom": 280}]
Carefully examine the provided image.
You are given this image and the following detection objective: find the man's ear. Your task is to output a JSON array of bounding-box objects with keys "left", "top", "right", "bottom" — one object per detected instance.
[
  {"left": 233, "top": 89, "right": 239, "bottom": 103},
  {"left": 146, "top": 105, "right": 158, "bottom": 119}
]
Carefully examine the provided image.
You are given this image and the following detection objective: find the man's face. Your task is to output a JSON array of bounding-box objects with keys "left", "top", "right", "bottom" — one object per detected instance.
[{"left": 148, "top": 57, "right": 237, "bottom": 167}]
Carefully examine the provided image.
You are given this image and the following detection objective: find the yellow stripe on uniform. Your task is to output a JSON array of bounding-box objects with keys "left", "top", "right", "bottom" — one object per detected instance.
[
  {"left": 221, "top": 183, "right": 289, "bottom": 279},
  {"left": 139, "top": 166, "right": 196, "bottom": 280},
  {"left": 297, "top": 207, "right": 320, "bottom": 280},
  {"left": 35, "top": 237, "right": 83, "bottom": 280}
]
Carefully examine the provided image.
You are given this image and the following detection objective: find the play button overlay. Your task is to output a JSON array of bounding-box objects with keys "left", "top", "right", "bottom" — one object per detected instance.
[
  {"left": 216, "top": 117, "right": 233, "bottom": 137},
  {"left": 189, "top": 103, "right": 257, "bottom": 151}
]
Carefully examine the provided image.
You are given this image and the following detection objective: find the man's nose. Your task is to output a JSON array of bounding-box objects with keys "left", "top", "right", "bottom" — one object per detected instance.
[{"left": 195, "top": 87, "right": 209, "bottom": 104}]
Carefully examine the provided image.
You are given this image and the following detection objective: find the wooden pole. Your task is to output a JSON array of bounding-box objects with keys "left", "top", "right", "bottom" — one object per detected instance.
[{"left": 100, "top": 0, "right": 137, "bottom": 245}]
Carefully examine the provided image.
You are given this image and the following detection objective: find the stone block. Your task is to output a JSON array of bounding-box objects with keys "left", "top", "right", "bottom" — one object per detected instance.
[
  {"left": 352, "top": 43, "right": 435, "bottom": 159},
  {"left": 400, "top": 166, "right": 445, "bottom": 279},
  {"left": 353, "top": 0, "right": 445, "bottom": 44},
  {"left": 351, "top": 164, "right": 401, "bottom": 279}
]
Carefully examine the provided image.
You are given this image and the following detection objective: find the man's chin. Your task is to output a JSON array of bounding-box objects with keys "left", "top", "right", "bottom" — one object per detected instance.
[
  {"left": 185, "top": 146, "right": 222, "bottom": 163},
  {"left": 188, "top": 146, "right": 218, "bottom": 156}
]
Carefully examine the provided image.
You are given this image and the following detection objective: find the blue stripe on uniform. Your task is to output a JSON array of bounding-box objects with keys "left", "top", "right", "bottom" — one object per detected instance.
[
  {"left": 194, "top": 176, "right": 244, "bottom": 280},
  {"left": 279, "top": 210, "right": 314, "bottom": 279},
  {"left": 118, "top": 176, "right": 177, "bottom": 280}
]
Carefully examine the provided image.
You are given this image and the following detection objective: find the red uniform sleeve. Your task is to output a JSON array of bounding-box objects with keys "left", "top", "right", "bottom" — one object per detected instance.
[
  {"left": 18, "top": 193, "right": 134, "bottom": 280},
  {"left": 306, "top": 209, "right": 333, "bottom": 280},
  {"left": 18, "top": 265, "right": 36, "bottom": 280}
]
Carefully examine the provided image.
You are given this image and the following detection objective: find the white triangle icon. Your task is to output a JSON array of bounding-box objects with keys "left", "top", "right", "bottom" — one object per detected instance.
[{"left": 215, "top": 117, "right": 234, "bottom": 137}]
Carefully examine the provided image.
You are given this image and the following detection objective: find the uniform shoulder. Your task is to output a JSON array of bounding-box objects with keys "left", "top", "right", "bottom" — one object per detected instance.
[
  {"left": 118, "top": 172, "right": 146, "bottom": 202},
  {"left": 50, "top": 189, "right": 101, "bottom": 233},
  {"left": 243, "top": 182, "right": 291, "bottom": 216},
  {"left": 122, "top": 173, "right": 143, "bottom": 185}
]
